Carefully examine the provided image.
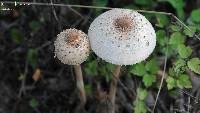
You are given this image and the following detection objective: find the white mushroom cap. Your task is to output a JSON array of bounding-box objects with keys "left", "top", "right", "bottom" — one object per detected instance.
[
  {"left": 88, "top": 8, "right": 156, "bottom": 65},
  {"left": 54, "top": 28, "right": 90, "bottom": 65}
]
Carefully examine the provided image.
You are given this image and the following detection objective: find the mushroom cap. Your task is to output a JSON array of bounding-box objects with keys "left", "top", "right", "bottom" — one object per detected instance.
[
  {"left": 88, "top": 8, "right": 156, "bottom": 65},
  {"left": 54, "top": 28, "right": 90, "bottom": 65}
]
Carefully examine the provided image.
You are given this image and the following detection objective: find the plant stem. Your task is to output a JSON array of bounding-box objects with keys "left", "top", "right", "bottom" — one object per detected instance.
[
  {"left": 109, "top": 65, "right": 121, "bottom": 113},
  {"left": 74, "top": 65, "right": 86, "bottom": 105}
]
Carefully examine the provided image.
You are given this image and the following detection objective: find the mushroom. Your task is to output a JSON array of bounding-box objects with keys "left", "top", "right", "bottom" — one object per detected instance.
[
  {"left": 54, "top": 28, "right": 90, "bottom": 105},
  {"left": 88, "top": 8, "right": 156, "bottom": 113}
]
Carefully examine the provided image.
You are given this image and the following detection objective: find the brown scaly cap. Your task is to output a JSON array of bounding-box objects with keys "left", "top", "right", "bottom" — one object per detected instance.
[
  {"left": 114, "top": 16, "right": 133, "bottom": 33},
  {"left": 54, "top": 28, "right": 90, "bottom": 65}
]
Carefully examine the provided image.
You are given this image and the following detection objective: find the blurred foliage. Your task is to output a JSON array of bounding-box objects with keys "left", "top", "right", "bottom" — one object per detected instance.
[
  {"left": 84, "top": 60, "right": 97, "bottom": 76},
  {"left": 167, "top": 0, "right": 185, "bottom": 19},
  {"left": 85, "top": 84, "right": 93, "bottom": 94},
  {"left": 29, "top": 98, "right": 40, "bottom": 109},
  {"left": 188, "top": 58, "right": 200, "bottom": 74},
  {"left": 86, "top": 0, "right": 200, "bottom": 112},
  {"left": 26, "top": 49, "right": 38, "bottom": 69},
  {"left": 133, "top": 88, "right": 148, "bottom": 113},
  {"left": 191, "top": 9, "right": 200, "bottom": 23},
  {"left": 130, "top": 58, "right": 158, "bottom": 88},
  {"left": 94, "top": 0, "right": 108, "bottom": 15},
  {"left": 10, "top": 28, "right": 24, "bottom": 44},
  {"left": 2, "top": 0, "right": 200, "bottom": 113},
  {"left": 29, "top": 20, "right": 41, "bottom": 32},
  {"left": 84, "top": 58, "right": 114, "bottom": 82}
]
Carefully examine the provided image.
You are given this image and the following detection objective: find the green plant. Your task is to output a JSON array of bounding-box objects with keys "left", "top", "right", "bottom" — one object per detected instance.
[
  {"left": 133, "top": 88, "right": 148, "bottom": 113},
  {"left": 29, "top": 98, "right": 39, "bottom": 109},
  {"left": 26, "top": 49, "right": 38, "bottom": 69},
  {"left": 29, "top": 20, "right": 41, "bottom": 32},
  {"left": 10, "top": 28, "right": 24, "bottom": 44},
  {"left": 94, "top": 0, "right": 108, "bottom": 15},
  {"left": 130, "top": 7, "right": 200, "bottom": 112},
  {"left": 187, "top": 58, "right": 200, "bottom": 74},
  {"left": 130, "top": 58, "right": 158, "bottom": 88}
]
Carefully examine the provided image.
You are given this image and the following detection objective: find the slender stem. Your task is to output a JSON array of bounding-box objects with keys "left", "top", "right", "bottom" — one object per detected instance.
[
  {"left": 109, "top": 65, "right": 121, "bottom": 113},
  {"left": 74, "top": 65, "right": 86, "bottom": 105}
]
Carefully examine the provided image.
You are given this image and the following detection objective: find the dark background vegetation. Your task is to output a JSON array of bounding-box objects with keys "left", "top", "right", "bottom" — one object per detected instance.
[{"left": 0, "top": 0, "right": 200, "bottom": 113}]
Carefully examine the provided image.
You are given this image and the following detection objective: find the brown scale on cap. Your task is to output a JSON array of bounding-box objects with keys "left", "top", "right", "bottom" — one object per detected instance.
[
  {"left": 114, "top": 16, "right": 133, "bottom": 33},
  {"left": 66, "top": 31, "right": 81, "bottom": 47}
]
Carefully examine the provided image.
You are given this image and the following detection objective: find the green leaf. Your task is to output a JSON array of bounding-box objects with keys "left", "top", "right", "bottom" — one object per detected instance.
[
  {"left": 133, "top": 99, "right": 147, "bottom": 113},
  {"left": 175, "top": 59, "right": 186, "bottom": 67},
  {"left": 26, "top": 49, "right": 38, "bottom": 68},
  {"left": 144, "top": 13, "right": 155, "bottom": 20},
  {"left": 194, "top": 24, "right": 200, "bottom": 31},
  {"left": 187, "top": 58, "right": 200, "bottom": 74},
  {"left": 84, "top": 60, "right": 97, "bottom": 76},
  {"left": 162, "top": 46, "right": 175, "bottom": 57},
  {"left": 145, "top": 58, "right": 159, "bottom": 74},
  {"left": 169, "top": 90, "right": 180, "bottom": 97},
  {"left": 176, "top": 8, "right": 185, "bottom": 20},
  {"left": 94, "top": 0, "right": 107, "bottom": 14},
  {"left": 105, "top": 63, "right": 114, "bottom": 70},
  {"left": 174, "top": 59, "right": 186, "bottom": 74},
  {"left": 29, "top": 20, "right": 41, "bottom": 32},
  {"left": 100, "top": 63, "right": 114, "bottom": 82},
  {"left": 133, "top": 88, "right": 148, "bottom": 113},
  {"left": 178, "top": 44, "right": 192, "bottom": 58},
  {"left": 166, "top": 77, "right": 176, "bottom": 90},
  {"left": 130, "top": 62, "right": 146, "bottom": 76},
  {"left": 29, "top": 98, "right": 39, "bottom": 109},
  {"left": 167, "top": 0, "right": 185, "bottom": 19},
  {"left": 95, "top": 0, "right": 107, "bottom": 6},
  {"left": 10, "top": 28, "right": 23, "bottom": 44},
  {"left": 156, "top": 14, "right": 169, "bottom": 28},
  {"left": 177, "top": 74, "right": 192, "bottom": 89},
  {"left": 170, "top": 25, "right": 181, "bottom": 32},
  {"left": 183, "top": 27, "right": 196, "bottom": 37},
  {"left": 167, "top": 0, "right": 184, "bottom": 10},
  {"left": 101, "top": 68, "right": 111, "bottom": 82},
  {"left": 169, "top": 32, "right": 184, "bottom": 45},
  {"left": 156, "top": 30, "right": 167, "bottom": 46},
  {"left": 191, "top": 9, "right": 200, "bottom": 22},
  {"left": 137, "top": 88, "right": 148, "bottom": 100},
  {"left": 85, "top": 84, "right": 92, "bottom": 94},
  {"left": 142, "top": 75, "right": 156, "bottom": 87},
  {"left": 134, "top": 0, "right": 154, "bottom": 6},
  {"left": 124, "top": 4, "right": 139, "bottom": 10},
  {"left": 169, "top": 68, "right": 175, "bottom": 77}
]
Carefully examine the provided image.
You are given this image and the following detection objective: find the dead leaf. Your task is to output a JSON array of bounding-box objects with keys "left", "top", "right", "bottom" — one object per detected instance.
[{"left": 32, "top": 68, "right": 41, "bottom": 82}]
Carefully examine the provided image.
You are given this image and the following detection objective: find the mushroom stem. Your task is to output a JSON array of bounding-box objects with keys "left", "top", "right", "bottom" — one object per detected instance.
[
  {"left": 109, "top": 65, "right": 121, "bottom": 113},
  {"left": 74, "top": 65, "right": 86, "bottom": 105}
]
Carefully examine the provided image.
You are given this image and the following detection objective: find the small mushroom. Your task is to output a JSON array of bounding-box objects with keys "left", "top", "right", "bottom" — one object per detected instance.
[
  {"left": 88, "top": 9, "right": 156, "bottom": 113},
  {"left": 54, "top": 28, "right": 90, "bottom": 104}
]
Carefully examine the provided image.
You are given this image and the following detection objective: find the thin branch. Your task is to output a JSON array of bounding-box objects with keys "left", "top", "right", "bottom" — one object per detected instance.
[
  {"left": 2, "top": 1, "right": 199, "bottom": 41},
  {"left": 170, "top": 14, "right": 200, "bottom": 40},
  {"left": 152, "top": 35, "right": 169, "bottom": 112},
  {"left": 50, "top": 0, "right": 60, "bottom": 24},
  {"left": 18, "top": 60, "right": 28, "bottom": 98}
]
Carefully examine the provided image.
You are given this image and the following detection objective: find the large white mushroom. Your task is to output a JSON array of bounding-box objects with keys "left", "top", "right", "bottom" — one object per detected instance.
[
  {"left": 88, "top": 8, "right": 156, "bottom": 113},
  {"left": 54, "top": 28, "right": 90, "bottom": 105}
]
